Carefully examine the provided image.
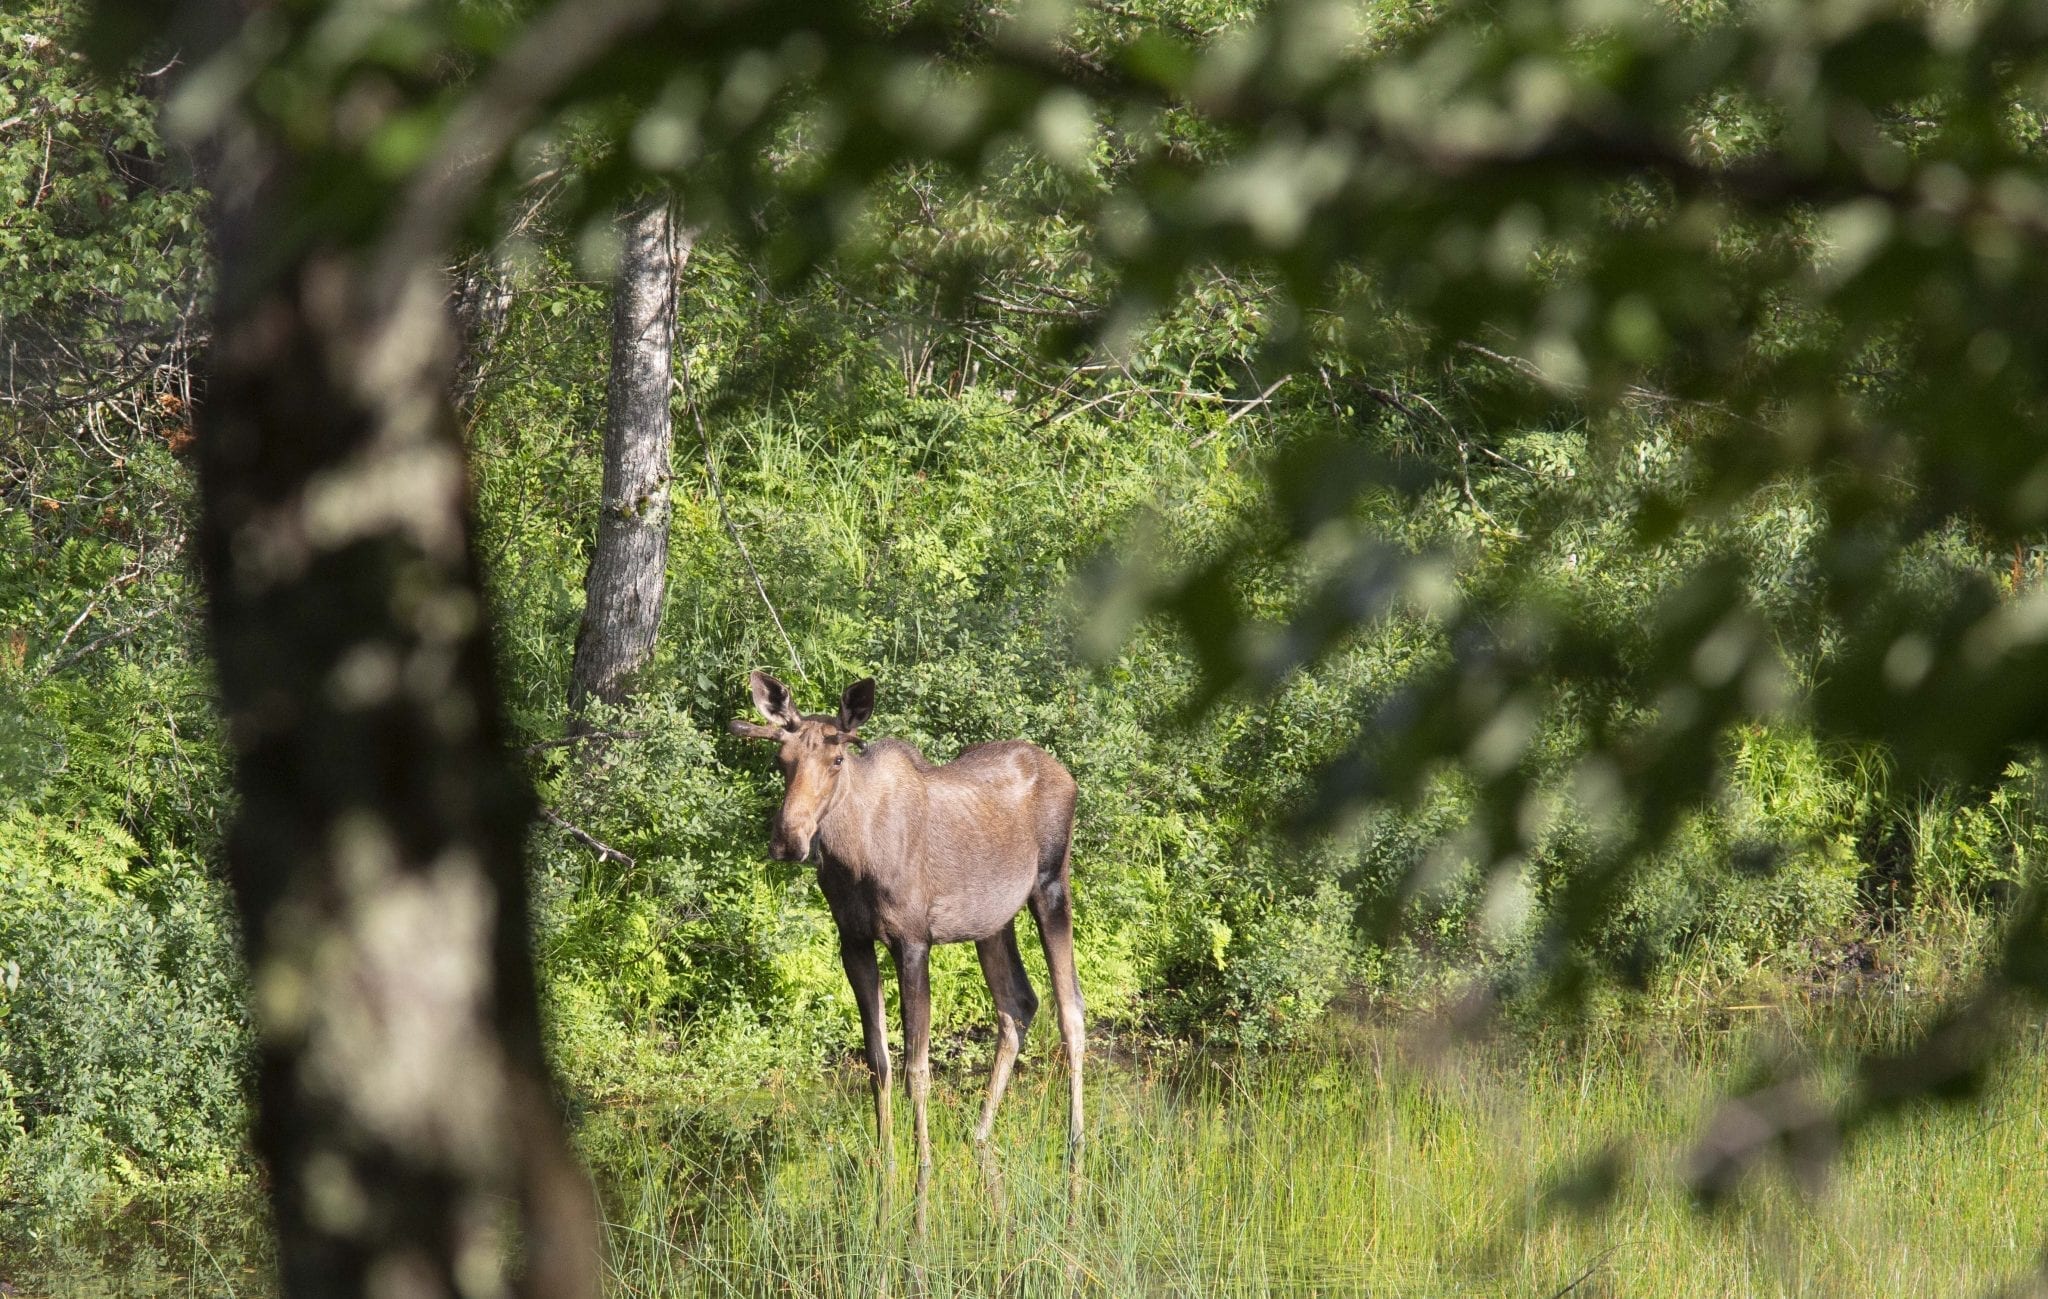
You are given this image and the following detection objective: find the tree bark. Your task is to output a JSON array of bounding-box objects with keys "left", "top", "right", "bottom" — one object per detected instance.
[
  {"left": 567, "top": 197, "right": 690, "bottom": 722},
  {"left": 450, "top": 247, "right": 517, "bottom": 419},
  {"left": 197, "top": 105, "right": 598, "bottom": 1299}
]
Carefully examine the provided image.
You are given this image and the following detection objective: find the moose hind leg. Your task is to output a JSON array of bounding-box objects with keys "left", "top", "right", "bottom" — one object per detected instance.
[
  {"left": 1028, "top": 872, "right": 1086, "bottom": 1161},
  {"left": 972, "top": 922, "right": 1038, "bottom": 1145},
  {"left": 840, "top": 936, "right": 893, "bottom": 1172}
]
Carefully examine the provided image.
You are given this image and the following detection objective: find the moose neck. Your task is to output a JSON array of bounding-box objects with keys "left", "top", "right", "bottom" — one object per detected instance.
[{"left": 813, "top": 745, "right": 912, "bottom": 877}]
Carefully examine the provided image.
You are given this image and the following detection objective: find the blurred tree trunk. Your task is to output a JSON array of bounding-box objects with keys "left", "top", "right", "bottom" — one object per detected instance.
[
  {"left": 198, "top": 101, "right": 598, "bottom": 1299},
  {"left": 568, "top": 196, "right": 691, "bottom": 724}
]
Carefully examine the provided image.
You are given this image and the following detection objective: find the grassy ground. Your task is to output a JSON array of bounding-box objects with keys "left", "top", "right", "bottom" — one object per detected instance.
[
  {"left": 21, "top": 995, "right": 2048, "bottom": 1297},
  {"left": 594, "top": 1003, "right": 2048, "bottom": 1298}
]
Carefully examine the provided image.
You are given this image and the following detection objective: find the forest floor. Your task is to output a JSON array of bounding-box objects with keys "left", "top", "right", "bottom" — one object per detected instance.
[{"left": 22, "top": 989, "right": 2048, "bottom": 1298}]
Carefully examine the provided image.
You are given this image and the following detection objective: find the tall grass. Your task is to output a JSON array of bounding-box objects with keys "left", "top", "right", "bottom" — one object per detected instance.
[
  {"left": 595, "top": 1005, "right": 2048, "bottom": 1298},
  {"left": 23, "top": 997, "right": 2047, "bottom": 1297}
]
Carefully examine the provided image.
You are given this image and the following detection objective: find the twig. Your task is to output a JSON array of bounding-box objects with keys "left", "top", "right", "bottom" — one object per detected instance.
[
  {"left": 970, "top": 290, "right": 1089, "bottom": 319},
  {"left": 1015, "top": 280, "right": 1103, "bottom": 310},
  {"left": 1220, "top": 373, "right": 1289, "bottom": 426},
  {"left": 49, "top": 599, "right": 101, "bottom": 658},
  {"left": 37, "top": 606, "right": 167, "bottom": 679},
  {"left": 1456, "top": 340, "right": 1550, "bottom": 384},
  {"left": 1351, "top": 372, "right": 1528, "bottom": 538},
  {"left": 1544, "top": 1246, "right": 1622, "bottom": 1299},
  {"left": 540, "top": 807, "right": 634, "bottom": 867},
  {"left": 523, "top": 729, "right": 648, "bottom": 754},
  {"left": 1315, "top": 365, "right": 1347, "bottom": 423},
  {"left": 30, "top": 125, "right": 52, "bottom": 209},
  {"left": 676, "top": 356, "right": 804, "bottom": 676},
  {"left": 1029, "top": 379, "right": 1281, "bottom": 434},
  {"left": 1028, "top": 386, "right": 1139, "bottom": 432},
  {"left": 1084, "top": 0, "right": 1210, "bottom": 41},
  {"left": 1454, "top": 337, "right": 1780, "bottom": 440}
]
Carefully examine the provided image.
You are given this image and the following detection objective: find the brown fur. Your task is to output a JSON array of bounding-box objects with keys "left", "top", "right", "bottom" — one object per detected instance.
[{"left": 731, "top": 672, "right": 1085, "bottom": 1170}]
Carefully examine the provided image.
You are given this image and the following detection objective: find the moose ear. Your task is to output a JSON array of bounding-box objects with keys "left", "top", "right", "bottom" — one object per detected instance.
[
  {"left": 727, "top": 719, "right": 782, "bottom": 741},
  {"left": 749, "top": 671, "right": 801, "bottom": 729},
  {"left": 838, "top": 678, "right": 876, "bottom": 732}
]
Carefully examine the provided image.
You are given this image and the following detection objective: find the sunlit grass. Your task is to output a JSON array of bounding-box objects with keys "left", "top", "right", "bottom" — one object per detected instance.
[
  {"left": 24, "top": 998, "right": 2048, "bottom": 1298},
  {"left": 594, "top": 1006, "right": 2048, "bottom": 1298}
]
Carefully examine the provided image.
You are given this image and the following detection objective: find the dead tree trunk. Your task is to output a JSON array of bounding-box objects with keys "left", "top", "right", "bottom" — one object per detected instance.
[
  {"left": 567, "top": 197, "right": 691, "bottom": 722},
  {"left": 198, "top": 113, "right": 598, "bottom": 1299}
]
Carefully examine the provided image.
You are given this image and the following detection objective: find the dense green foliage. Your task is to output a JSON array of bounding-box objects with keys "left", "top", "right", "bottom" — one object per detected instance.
[
  {"left": 15, "top": 0, "right": 2048, "bottom": 1265},
  {"left": 1, "top": 0, "right": 243, "bottom": 1244}
]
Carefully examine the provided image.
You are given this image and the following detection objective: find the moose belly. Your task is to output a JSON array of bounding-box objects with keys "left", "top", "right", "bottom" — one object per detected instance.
[{"left": 922, "top": 855, "right": 1039, "bottom": 945}]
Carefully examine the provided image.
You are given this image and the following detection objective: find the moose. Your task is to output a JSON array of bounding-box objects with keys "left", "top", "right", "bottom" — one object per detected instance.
[{"left": 730, "top": 671, "right": 1084, "bottom": 1173}]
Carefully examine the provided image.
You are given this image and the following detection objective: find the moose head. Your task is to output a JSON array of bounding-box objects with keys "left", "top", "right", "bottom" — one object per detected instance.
[{"left": 728, "top": 670, "right": 876, "bottom": 862}]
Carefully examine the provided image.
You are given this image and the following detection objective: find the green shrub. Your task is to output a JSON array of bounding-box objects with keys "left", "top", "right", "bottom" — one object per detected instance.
[
  {"left": 0, "top": 811, "right": 249, "bottom": 1242},
  {"left": 1151, "top": 843, "right": 1360, "bottom": 1049},
  {"left": 1906, "top": 762, "right": 2046, "bottom": 910}
]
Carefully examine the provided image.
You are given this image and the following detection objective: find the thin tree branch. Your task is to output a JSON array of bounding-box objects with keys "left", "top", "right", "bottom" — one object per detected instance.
[
  {"left": 1219, "top": 373, "right": 1290, "bottom": 427},
  {"left": 1349, "top": 372, "right": 1527, "bottom": 539},
  {"left": 1544, "top": 1246, "right": 1622, "bottom": 1299},
  {"left": 49, "top": 598, "right": 101, "bottom": 658},
  {"left": 31, "top": 125, "right": 53, "bottom": 209},
  {"left": 540, "top": 807, "right": 634, "bottom": 867},
  {"left": 37, "top": 605, "right": 167, "bottom": 680},
  {"left": 970, "top": 290, "right": 1088, "bottom": 319},
  {"left": 522, "top": 729, "right": 647, "bottom": 755},
  {"left": 1454, "top": 338, "right": 1777, "bottom": 438}
]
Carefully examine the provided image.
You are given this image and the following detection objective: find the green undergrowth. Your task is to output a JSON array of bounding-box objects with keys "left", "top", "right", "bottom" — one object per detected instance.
[
  {"left": 590, "top": 994, "right": 2048, "bottom": 1299},
  {"left": 12, "top": 969, "right": 2044, "bottom": 1297},
  {"left": 6, "top": 1184, "right": 270, "bottom": 1299}
]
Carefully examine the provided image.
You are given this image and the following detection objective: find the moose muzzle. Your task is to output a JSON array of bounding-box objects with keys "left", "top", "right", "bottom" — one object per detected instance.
[{"left": 769, "top": 820, "right": 815, "bottom": 863}]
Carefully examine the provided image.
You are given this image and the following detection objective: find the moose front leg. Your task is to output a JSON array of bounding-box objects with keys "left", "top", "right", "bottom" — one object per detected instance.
[
  {"left": 841, "top": 936, "right": 893, "bottom": 1173},
  {"left": 891, "top": 938, "right": 935, "bottom": 1175}
]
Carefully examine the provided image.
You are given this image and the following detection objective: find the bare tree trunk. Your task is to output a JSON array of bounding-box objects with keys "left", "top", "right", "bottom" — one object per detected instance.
[
  {"left": 198, "top": 112, "right": 598, "bottom": 1299},
  {"left": 450, "top": 247, "right": 517, "bottom": 418},
  {"left": 568, "top": 197, "right": 690, "bottom": 723}
]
